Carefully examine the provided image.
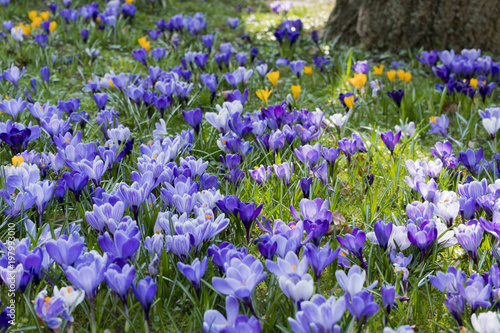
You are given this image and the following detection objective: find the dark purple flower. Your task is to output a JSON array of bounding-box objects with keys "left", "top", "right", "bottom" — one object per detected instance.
[
  {"left": 62, "top": 171, "right": 89, "bottom": 202},
  {"left": 388, "top": 89, "right": 404, "bottom": 108},
  {"left": 303, "top": 243, "right": 339, "bottom": 284},
  {"left": 417, "top": 49, "right": 438, "bottom": 67},
  {"left": 373, "top": 220, "right": 393, "bottom": 251},
  {"left": 300, "top": 177, "right": 312, "bottom": 198},
  {"left": 458, "top": 148, "right": 483, "bottom": 174}
]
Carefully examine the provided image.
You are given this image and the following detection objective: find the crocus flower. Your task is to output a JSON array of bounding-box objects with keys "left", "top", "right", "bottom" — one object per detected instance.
[
  {"left": 104, "top": 264, "right": 135, "bottom": 313},
  {"left": 303, "top": 243, "right": 340, "bottom": 284},
  {"left": 381, "top": 130, "right": 401, "bottom": 156},
  {"left": 352, "top": 60, "right": 369, "bottom": 74},
  {"left": 388, "top": 89, "right": 404, "bottom": 108},
  {"left": 417, "top": 50, "right": 438, "bottom": 67},
  {"left": 338, "top": 138, "right": 357, "bottom": 166},
  {"left": 212, "top": 254, "right": 267, "bottom": 311},
  {"left": 177, "top": 257, "right": 208, "bottom": 297},
  {"left": 183, "top": 108, "right": 203, "bottom": 135},
  {"left": 98, "top": 221, "right": 141, "bottom": 260},
  {"left": 267, "top": 71, "right": 280, "bottom": 87},
  {"left": 203, "top": 295, "right": 260, "bottom": 333},
  {"left": 0, "top": 97, "right": 27, "bottom": 121},
  {"left": 288, "top": 294, "right": 345, "bottom": 333},
  {"left": 65, "top": 251, "right": 108, "bottom": 304},
  {"left": 348, "top": 73, "right": 367, "bottom": 89},
  {"left": 471, "top": 311, "right": 500, "bottom": 333},
  {"left": 458, "top": 148, "right": 483, "bottom": 174},
  {"left": 429, "top": 115, "right": 449, "bottom": 138},
  {"left": 273, "top": 162, "right": 293, "bottom": 186},
  {"left": 226, "top": 17, "right": 239, "bottom": 29},
  {"left": 457, "top": 278, "right": 491, "bottom": 313},
  {"left": 290, "top": 60, "right": 305, "bottom": 78},
  {"left": 337, "top": 228, "right": 366, "bottom": 266},
  {"left": 300, "top": 177, "right": 312, "bottom": 198},
  {"left": 345, "top": 291, "right": 379, "bottom": 324},
  {"left": 133, "top": 277, "right": 157, "bottom": 326},
  {"left": 249, "top": 165, "right": 272, "bottom": 185},
  {"left": 373, "top": 220, "right": 393, "bottom": 251},
  {"left": 234, "top": 201, "right": 263, "bottom": 244},
  {"left": 407, "top": 220, "right": 437, "bottom": 258},
  {"left": 45, "top": 231, "right": 84, "bottom": 267},
  {"left": 454, "top": 220, "right": 483, "bottom": 265},
  {"left": 62, "top": 171, "right": 88, "bottom": 202},
  {"left": 382, "top": 284, "right": 396, "bottom": 314},
  {"left": 3, "top": 66, "right": 25, "bottom": 88},
  {"left": 335, "top": 265, "right": 378, "bottom": 297},
  {"left": 35, "top": 290, "right": 72, "bottom": 330}
]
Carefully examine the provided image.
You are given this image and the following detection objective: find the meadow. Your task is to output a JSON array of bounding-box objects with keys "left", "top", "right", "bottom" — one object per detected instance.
[{"left": 0, "top": 0, "right": 499, "bottom": 332}]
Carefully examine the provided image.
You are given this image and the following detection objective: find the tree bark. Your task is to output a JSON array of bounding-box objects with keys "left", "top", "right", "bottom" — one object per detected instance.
[{"left": 323, "top": 0, "right": 500, "bottom": 52}]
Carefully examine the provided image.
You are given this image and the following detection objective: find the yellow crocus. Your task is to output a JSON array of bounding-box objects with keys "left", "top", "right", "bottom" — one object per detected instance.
[
  {"left": 138, "top": 37, "right": 150, "bottom": 52},
  {"left": 291, "top": 85, "right": 301, "bottom": 100},
  {"left": 20, "top": 22, "right": 31, "bottom": 35},
  {"left": 387, "top": 70, "right": 396, "bottom": 82},
  {"left": 404, "top": 72, "right": 412, "bottom": 84},
  {"left": 125, "top": 0, "right": 134, "bottom": 3},
  {"left": 40, "top": 11, "right": 50, "bottom": 21},
  {"left": 28, "top": 10, "right": 38, "bottom": 21},
  {"left": 397, "top": 70, "right": 406, "bottom": 82},
  {"left": 96, "top": 17, "right": 101, "bottom": 24},
  {"left": 49, "top": 21, "right": 57, "bottom": 32},
  {"left": 347, "top": 73, "right": 367, "bottom": 89},
  {"left": 303, "top": 66, "right": 313, "bottom": 75},
  {"left": 373, "top": 64, "right": 384, "bottom": 75},
  {"left": 256, "top": 88, "right": 273, "bottom": 104},
  {"left": 12, "top": 156, "right": 24, "bottom": 167},
  {"left": 344, "top": 95, "right": 355, "bottom": 109},
  {"left": 267, "top": 71, "right": 280, "bottom": 87},
  {"left": 469, "top": 78, "right": 478, "bottom": 89}
]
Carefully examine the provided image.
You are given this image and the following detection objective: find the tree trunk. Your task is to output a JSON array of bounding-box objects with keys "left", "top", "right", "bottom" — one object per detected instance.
[{"left": 323, "top": 0, "right": 500, "bottom": 52}]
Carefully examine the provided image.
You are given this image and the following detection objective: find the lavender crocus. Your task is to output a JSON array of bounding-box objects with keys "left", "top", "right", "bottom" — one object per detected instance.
[
  {"left": 458, "top": 148, "right": 483, "bottom": 174},
  {"left": 303, "top": 243, "right": 340, "bottom": 284},
  {"left": 429, "top": 115, "right": 449, "bottom": 138},
  {"left": 104, "top": 264, "right": 135, "bottom": 314},
  {"left": 373, "top": 220, "right": 393, "bottom": 251},
  {"left": 381, "top": 130, "right": 401, "bottom": 156},
  {"left": 407, "top": 220, "right": 437, "bottom": 259},
  {"left": 183, "top": 108, "right": 203, "bottom": 135},
  {"left": 65, "top": 251, "right": 108, "bottom": 304},
  {"left": 45, "top": 232, "right": 84, "bottom": 267},
  {"left": 203, "top": 296, "right": 260, "bottom": 333},
  {"left": 288, "top": 294, "right": 345, "bottom": 333},
  {"left": 177, "top": 257, "right": 208, "bottom": 297},
  {"left": 133, "top": 277, "right": 157, "bottom": 327},
  {"left": 249, "top": 165, "right": 272, "bottom": 185},
  {"left": 345, "top": 291, "right": 379, "bottom": 324},
  {"left": 337, "top": 228, "right": 366, "bottom": 267},
  {"left": 273, "top": 162, "right": 293, "bottom": 186}
]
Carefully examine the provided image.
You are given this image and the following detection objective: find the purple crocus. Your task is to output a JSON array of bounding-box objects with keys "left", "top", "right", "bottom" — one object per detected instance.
[
  {"left": 177, "top": 257, "right": 208, "bottom": 298},
  {"left": 203, "top": 295, "right": 261, "bottom": 333},
  {"left": 133, "top": 277, "right": 157, "bottom": 327},
  {"left": 34, "top": 291, "right": 72, "bottom": 330},
  {"left": 290, "top": 60, "right": 305, "bottom": 78},
  {"left": 273, "top": 162, "right": 293, "bottom": 186},
  {"left": 337, "top": 228, "right": 366, "bottom": 267},
  {"left": 93, "top": 93, "right": 108, "bottom": 110},
  {"left": 40, "top": 66, "right": 50, "bottom": 84},
  {"left": 322, "top": 147, "right": 341, "bottom": 166},
  {"left": 65, "top": 251, "right": 108, "bottom": 304},
  {"left": 288, "top": 294, "right": 345, "bottom": 333},
  {"left": 226, "top": 17, "right": 239, "bottom": 29},
  {"left": 373, "top": 220, "right": 393, "bottom": 251},
  {"left": 382, "top": 284, "right": 396, "bottom": 315},
  {"left": 104, "top": 264, "right": 135, "bottom": 314},
  {"left": 300, "top": 177, "right": 312, "bottom": 198},
  {"left": 3, "top": 66, "right": 25, "bottom": 88},
  {"left": 454, "top": 220, "right": 483, "bottom": 265},
  {"left": 417, "top": 50, "right": 438, "bottom": 67},
  {"left": 381, "top": 130, "right": 401, "bottom": 156},
  {"left": 249, "top": 165, "right": 272, "bottom": 185},
  {"left": 345, "top": 291, "right": 379, "bottom": 324},
  {"left": 45, "top": 232, "right": 84, "bottom": 266},
  {"left": 98, "top": 221, "right": 141, "bottom": 260},
  {"left": 387, "top": 89, "right": 404, "bottom": 108},
  {"left": 132, "top": 48, "right": 148, "bottom": 67},
  {"left": 458, "top": 148, "right": 483, "bottom": 174},
  {"left": 0, "top": 97, "right": 27, "bottom": 121},
  {"left": 62, "top": 171, "right": 88, "bottom": 202},
  {"left": 183, "top": 108, "right": 203, "bottom": 135},
  {"left": 212, "top": 254, "right": 267, "bottom": 313},
  {"left": 407, "top": 220, "right": 437, "bottom": 259},
  {"left": 338, "top": 138, "right": 357, "bottom": 166},
  {"left": 303, "top": 243, "right": 340, "bottom": 284},
  {"left": 429, "top": 115, "right": 449, "bottom": 138},
  {"left": 234, "top": 201, "right": 263, "bottom": 244}
]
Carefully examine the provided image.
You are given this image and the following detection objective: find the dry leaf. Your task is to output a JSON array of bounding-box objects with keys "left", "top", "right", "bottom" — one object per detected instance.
[{"left": 327, "top": 210, "right": 352, "bottom": 235}]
